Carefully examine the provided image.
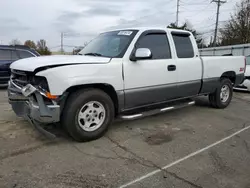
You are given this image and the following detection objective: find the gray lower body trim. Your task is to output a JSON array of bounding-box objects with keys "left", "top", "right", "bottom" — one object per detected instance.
[
  {"left": 200, "top": 77, "right": 220, "bottom": 94},
  {"left": 124, "top": 83, "right": 178, "bottom": 109},
  {"left": 124, "top": 80, "right": 202, "bottom": 109},
  {"left": 235, "top": 73, "right": 245, "bottom": 86},
  {"left": 116, "top": 90, "right": 125, "bottom": 113},
  {"left": 176, "top": 80, "right": 202, "bottom": 98}
]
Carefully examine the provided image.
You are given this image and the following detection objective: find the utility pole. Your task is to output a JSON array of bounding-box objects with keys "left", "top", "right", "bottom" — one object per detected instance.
[
  {"left": 60, "top": 32, "right": 64, "bottom": 54},
  {"left": 176, "top": 0, "right": 180, "bottom": 26},
  {"left": 212, "top": 0, "right": 226, "bottom": 47}
]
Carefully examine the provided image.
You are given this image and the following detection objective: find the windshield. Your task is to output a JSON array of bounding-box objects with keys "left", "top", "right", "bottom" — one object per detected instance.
[
  {"left": 79, "top": 30, "right": 138, "bottom": 58},
  {"left": 246, "top": 56, "right": 250, "bottom": 65}
]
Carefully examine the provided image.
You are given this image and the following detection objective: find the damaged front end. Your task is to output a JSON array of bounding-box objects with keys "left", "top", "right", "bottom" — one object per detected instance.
[{"left": 8, "top": 69, "right": 60, "bottom": 138}]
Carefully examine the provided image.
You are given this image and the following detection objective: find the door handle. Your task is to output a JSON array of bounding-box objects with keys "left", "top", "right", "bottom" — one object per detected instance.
[{"left": 168, "top": 65, "right": 176, "bottom": 71}]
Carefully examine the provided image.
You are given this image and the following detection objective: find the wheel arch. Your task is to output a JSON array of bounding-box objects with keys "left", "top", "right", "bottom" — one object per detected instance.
[
  {"left": 62, "top": 83, "right": 122, "bottom": 116},
  {"left": 220, "top": 71, "right": 236, "bottom": 85}
]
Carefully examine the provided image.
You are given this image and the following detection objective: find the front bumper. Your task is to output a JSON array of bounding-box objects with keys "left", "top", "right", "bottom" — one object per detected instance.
[{"left": 8, "top": 80, "right": 60, "bottom": 124}]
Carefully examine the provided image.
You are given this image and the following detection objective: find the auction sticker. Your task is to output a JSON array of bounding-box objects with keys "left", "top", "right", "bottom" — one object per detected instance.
[{"left": 118, "top": 31, "right": 133, "bottom": 36}]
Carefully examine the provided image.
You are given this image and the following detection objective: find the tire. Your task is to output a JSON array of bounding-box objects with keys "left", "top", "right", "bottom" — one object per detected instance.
[
  {"left": 62, "top": 88, "right": 114, "bottom": 142},
  {"left": 209, "top": 78, "right": 233, "bottom": 109}
]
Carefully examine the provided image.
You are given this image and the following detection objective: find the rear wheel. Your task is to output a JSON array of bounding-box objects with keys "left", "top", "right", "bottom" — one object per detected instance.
[
  {"left": 209, "top": 78, "right": 233, "bottom": 109},
  {"left": 62, "top": 89, "right": 114, "bottom": 142}
]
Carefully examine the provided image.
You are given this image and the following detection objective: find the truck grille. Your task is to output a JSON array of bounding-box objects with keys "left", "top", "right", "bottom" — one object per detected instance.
[
  {"left": 11, "top": 69, "right": 33, "bottom": 87},
  {"left": 11, "top": 69, "right": 49, "bottom": 91}
]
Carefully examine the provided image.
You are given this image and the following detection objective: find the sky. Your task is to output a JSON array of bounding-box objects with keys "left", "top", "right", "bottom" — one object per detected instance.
[{"left": 0, "top": 0, "right": 242, "bottom": 52}]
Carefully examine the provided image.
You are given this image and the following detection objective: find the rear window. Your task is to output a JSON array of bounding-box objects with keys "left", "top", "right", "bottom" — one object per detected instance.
[
  {"left": 0, "top": 49, "right": 11, "bottom": 60},
  {"left": 172, "top": 33, "right": 194, "bottom": 58}
]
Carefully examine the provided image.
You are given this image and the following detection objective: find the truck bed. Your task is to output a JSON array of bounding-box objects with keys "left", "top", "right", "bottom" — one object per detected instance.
[{"left": 199, "top": 56, "right": 245, "bottom": 94}]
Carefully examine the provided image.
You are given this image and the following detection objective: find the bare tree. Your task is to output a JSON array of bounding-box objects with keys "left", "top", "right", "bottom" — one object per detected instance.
[
  {"left": 220, "top": 0, "right": 250, "bottom": 46},
  {"left": 37, "top": 39, "right": 51, "bottom": 55}
]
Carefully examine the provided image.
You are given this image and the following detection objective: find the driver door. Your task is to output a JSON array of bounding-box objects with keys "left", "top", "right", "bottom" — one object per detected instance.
[{"left": 123, "top": 30, "right": 178, "bottom": 109}]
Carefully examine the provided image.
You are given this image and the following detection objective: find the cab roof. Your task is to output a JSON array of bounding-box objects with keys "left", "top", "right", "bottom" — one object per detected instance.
[{"left": 104, "top": 27, "right": 192, "bottom": 35}]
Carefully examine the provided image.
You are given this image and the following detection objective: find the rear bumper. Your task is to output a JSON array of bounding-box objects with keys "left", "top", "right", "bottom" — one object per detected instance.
[{"left": 8, "top": 80, "right": 60, "bottom": 124}]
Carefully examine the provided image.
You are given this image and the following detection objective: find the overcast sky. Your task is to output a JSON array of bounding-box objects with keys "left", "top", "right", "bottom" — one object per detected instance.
[{"left": 0, "top": 0, "right": 242, "bottom": 51}]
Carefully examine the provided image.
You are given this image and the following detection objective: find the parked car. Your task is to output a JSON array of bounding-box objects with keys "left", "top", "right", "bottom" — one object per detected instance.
[
  {"left": 8, "top": 27, "right": 245, "bottom": 142},
  {"left": 0, "top": 45, "right": 39, "bottom": 87},
  {"left": 234, "top": 56, "right": 250, "bottom": 91}
]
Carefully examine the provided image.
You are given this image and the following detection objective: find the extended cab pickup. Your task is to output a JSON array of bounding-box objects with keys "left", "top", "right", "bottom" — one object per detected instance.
[{"left": 8, "top": 27, "right": 246, "bottom": 142}]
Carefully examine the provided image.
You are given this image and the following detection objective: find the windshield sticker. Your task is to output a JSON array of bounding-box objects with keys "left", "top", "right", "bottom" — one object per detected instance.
[{"left": 118, "top": 31, "right": 133, "bottom": 36}]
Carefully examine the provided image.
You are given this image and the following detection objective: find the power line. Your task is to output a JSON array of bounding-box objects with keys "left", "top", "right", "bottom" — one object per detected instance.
[
  {"left": 180, "top": 0, "right": 210, "bottom": 6},
  {"left": 196, "top": 23, "right": 216, "bottom": 30},
  {"left": 184, "top": 3, "right": 213, "bottom": 18},
  {"left": 212, "top": 0, "right": 227, "bottom": 47},
  {"left": 180, "top": 0, "right": 209, "bottom": 4}
]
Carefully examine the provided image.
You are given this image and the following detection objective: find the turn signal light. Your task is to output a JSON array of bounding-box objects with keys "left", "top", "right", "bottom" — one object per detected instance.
[{"left": 46, "top": 92, "right": 58, "bottom": 99}]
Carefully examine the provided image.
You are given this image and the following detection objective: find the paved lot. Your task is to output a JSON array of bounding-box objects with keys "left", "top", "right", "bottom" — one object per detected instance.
[{"left": 0, "top": 89, "right": 250, "bottom": 188}]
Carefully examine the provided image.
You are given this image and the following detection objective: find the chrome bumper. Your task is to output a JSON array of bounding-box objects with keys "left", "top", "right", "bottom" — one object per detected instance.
[{"left": 8, "top": 80, "right": 60, "bottom": 124}]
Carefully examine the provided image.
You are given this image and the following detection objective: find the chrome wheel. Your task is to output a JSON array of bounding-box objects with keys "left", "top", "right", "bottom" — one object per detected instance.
[
  {"left": 220, "top": 85, "right": 230, "bottom": 103},
  {"left": 78, "top": 101, "right": 106, "bottom": 132}
]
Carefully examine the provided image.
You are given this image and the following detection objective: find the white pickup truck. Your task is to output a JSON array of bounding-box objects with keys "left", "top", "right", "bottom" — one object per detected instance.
[{"left": 8, "top": 27, "right": 246, "bottom": 142}]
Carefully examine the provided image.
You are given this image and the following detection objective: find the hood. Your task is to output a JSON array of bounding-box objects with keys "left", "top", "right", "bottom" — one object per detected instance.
[{"left": 10, "top": 55, "right": 111, "bottom": 72}]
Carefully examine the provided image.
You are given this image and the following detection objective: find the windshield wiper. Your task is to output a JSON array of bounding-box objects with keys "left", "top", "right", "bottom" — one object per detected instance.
[{"left": 84, "top": 53, "right": 103, "bottom": 57}]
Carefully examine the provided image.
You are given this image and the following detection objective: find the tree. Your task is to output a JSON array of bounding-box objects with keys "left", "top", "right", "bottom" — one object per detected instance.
[
  {"left": 219, "top": 0, "right": 250, "bottom": 46},
  {"left": 24, "top": 40, "right": 37, "bottom": 49},
  {"left": 9, "top": 39, "right": 22, "bottom": 45},
  {"left": 36, "top": 39, "right": 51, "bottom": 55},
  {"left": 167, "top": 22, "right": 206, "bottom": 48}
]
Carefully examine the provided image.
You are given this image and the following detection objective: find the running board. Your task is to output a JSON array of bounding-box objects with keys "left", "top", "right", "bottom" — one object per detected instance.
[{"left": 119, "top": 100, "right": 195, "bottom": 120}]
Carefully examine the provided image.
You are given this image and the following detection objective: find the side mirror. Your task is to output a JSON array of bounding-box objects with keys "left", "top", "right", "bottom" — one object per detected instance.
[{"left": 131, "top": 48, "right": 152, "bottom": 61}]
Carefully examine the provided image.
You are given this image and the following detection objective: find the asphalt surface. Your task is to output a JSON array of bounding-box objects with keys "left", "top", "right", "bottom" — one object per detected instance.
[{"left": 0, "top": 89, "right": 250, "bottom": 188}]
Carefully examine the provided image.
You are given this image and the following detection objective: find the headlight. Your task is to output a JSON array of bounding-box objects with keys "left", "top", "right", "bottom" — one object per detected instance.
[
  {"left": 32, "top": 76, "right": 58, "bottom": 100},
  {"left": 31, "top": 76, "right": 49, "bottom": 91}
]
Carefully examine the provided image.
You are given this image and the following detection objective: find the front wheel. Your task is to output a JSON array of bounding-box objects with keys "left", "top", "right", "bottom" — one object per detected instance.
[
  {"left": 62, "top": 89, "right": 114, "bottom": 142},
  {"left": 209, "top": 78, "right": 233, "bottom": 109}
]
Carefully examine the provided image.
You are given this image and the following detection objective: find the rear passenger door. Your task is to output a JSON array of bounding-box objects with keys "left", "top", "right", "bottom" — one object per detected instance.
[
  {"left": 171, "top": 32, "right": 202, "bottom": 98},
  {"left": 123, "top": 30, "right": 178, "bottom": 109}
]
